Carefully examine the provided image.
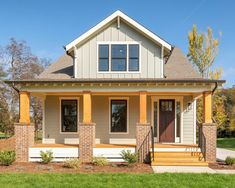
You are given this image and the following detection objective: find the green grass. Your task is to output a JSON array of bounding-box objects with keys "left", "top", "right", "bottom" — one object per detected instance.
[
  {"left": 0, "top": 173, "right": 234, "bottom": 188},
  {"left": 217, "top": 137, "right": 235, "bottom": 151}
]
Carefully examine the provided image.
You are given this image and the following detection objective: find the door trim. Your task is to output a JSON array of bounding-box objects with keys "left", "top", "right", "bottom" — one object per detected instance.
[{"left": 151, "top": 96, "right": 184, "bottom": 143}]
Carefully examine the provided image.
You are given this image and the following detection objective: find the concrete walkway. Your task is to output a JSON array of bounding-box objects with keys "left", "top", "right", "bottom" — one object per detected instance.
[
  {"left": 217, "top": 148, "right": 235, "bottom": 161},
  {"left": 152, "top": 166, "right": 235, "bottom": 174}
]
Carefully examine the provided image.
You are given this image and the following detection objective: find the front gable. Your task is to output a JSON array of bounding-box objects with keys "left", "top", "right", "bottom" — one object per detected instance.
[{"left": 74, "top": 20, "right": 166, "bottom": 79}]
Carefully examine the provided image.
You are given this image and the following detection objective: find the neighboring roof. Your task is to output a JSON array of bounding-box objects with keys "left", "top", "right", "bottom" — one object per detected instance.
[
  {"left": 65, "top": 10, "right": 172, "bottom": 52},
  {"left": 37, "top": 54, "right": 73, "bottom": 79},
  {"left": 5, "top": 78, "right": 225, "bottom": 84},
  {"left": 164, "top": 47, "right": 201, "bottom": 79}
]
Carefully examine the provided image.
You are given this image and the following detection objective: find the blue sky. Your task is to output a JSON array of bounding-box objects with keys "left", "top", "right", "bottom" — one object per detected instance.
[{"left": 0, "top": 0, "right": 234, "bottom": 87}]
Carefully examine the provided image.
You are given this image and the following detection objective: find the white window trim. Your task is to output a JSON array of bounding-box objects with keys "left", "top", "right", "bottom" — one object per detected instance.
[
  {"left": 59, "top": 97, "right": 80, "bottom": 134},
  {"left": 97, "top": 41, "right": 141, "bottom": 74},
  {"left": 151, "top": 96, "right": 184, "bottom": 144},
  {"left": 109, "top": 97, "right": 129, "bottom": 134}
]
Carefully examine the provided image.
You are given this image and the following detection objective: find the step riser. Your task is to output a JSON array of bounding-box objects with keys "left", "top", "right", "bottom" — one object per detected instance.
[{"left": 152, "top": 162, "right": 208, "bottom": 166}]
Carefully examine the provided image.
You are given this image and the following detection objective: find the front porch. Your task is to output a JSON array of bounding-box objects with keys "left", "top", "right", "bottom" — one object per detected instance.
[{"left": 13, "top": 80, "right": 217, "bottom": 164}]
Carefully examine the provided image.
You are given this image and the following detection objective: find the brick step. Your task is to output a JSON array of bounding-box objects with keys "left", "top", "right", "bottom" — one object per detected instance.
[{"left": 151, "top": 161, "right": 208, "bottom": 166}]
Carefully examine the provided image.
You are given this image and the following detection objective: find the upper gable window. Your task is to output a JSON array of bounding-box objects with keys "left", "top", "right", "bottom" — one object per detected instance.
[{"left": 98, "top": 43, "right": 140, "bottom": 72}]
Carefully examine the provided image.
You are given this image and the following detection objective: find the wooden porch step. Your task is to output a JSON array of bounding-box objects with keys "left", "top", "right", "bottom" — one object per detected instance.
[
  {"left": 151, "top": 161, "right": 208, "bottom": 166},
  {"left": 153, "top": 157, "right": 204, "bottom": 162},
  {"left": 152, "top": 152, "right": 203, "bottom": 157}
]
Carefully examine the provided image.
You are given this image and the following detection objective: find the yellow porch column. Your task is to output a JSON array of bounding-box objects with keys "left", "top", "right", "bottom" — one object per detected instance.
[
  {"left": 203, "top": 91, "right": 212, "bottom": 123},
  {"left": 19, "top": 91, "right": 30, "bottom": 124},
  {"left": 83, "top": 92, "right": 92, "bottom": 123},
  {"left": 139, "top": 91, "right": 147, "bottom": 124}
]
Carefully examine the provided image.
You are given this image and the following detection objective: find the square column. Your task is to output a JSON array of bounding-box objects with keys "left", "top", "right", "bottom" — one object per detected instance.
[
  {"left": 136, "top": 91, "right": 151, "bottom": 163},
  {"left": 19, "top": 91, "right": 30, "bottom": 124},
  {"left": 203, "top": 91, "right": 212, "bottom": 123},
  {"left": 79, "top": 91, "right": 95, "bottom": 163}
]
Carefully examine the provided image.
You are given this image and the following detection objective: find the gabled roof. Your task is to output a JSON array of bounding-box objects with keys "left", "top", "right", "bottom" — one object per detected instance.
[
  {"left": 65, "top": 10, "right": 172, "bottom": 52},
  {"left": 164, "top": 47, "right": 201, "bottom": 79}
]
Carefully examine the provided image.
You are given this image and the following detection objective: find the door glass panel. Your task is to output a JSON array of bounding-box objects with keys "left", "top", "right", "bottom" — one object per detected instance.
[{"left": 153, "top": 102, "right": 158, "bottom": 137}]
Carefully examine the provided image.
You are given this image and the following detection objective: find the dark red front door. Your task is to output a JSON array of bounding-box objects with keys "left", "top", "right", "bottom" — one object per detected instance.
[{"left": 159, "top": 99, "right": 175, "bottom": 142}]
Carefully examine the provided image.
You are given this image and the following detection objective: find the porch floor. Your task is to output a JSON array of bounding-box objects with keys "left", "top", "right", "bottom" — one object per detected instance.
[
  {"left": 32, "top": 143, "right": 198, "bottom": 148},
  {"left": 32, "top": 143, "right": 136, "bottom": 148}
]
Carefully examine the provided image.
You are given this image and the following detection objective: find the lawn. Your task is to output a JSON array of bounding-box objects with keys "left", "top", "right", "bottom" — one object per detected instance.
[
  {"left": 217, "top": 137, "right": 235, "bottom": 151},
  {"left": 0, "top": 173, "right": 234, "bottom": 188}
]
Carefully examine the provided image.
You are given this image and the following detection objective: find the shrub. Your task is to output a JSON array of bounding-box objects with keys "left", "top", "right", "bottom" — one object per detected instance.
[
  {"left": 40, "top": 150, "right": 53, "bottom": 164},
  {"left": 120, "top": 150, "right": 138, "bottom": 165},
  {"left": 0, "top": 150, "right": 16, "bottom": 166},
  {"left": 225, "top": 156, "right": 235, "bottom": 166},
  {"left": 63, "top": 158, "right": 81, "bottom": 169},
  {"left": 92, "top": 156, "right": 109, "bottom": 166}
]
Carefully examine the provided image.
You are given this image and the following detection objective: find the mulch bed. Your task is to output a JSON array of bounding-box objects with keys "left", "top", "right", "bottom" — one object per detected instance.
[
  {"left": 209, "top": 162, "right": 235, "bottom": 170},
  {"left": 0, "top": 162, "right": 153, "bottom": 173},
  {"left": 0, "top": 137, "right": 15, "bottom": 151}
]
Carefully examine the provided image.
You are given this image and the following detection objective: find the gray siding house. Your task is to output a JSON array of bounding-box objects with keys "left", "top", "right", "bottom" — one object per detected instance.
[{"left": 7, "top": 10, "right": 224, "bottom": 166}]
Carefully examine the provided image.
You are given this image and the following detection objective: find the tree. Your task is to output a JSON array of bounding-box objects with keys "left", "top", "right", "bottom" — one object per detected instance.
[
  {"left": 0, "top": 65, "right": 11, "bottom": 134},
  {"left": 187, "top": 25, "right": 228, "bottom": 133},
  {"left": 188, "top": 25, "right": 221, "bottom": 78},
  {"left": 0, "top": 38, "right": 49, "bottom": 135}
]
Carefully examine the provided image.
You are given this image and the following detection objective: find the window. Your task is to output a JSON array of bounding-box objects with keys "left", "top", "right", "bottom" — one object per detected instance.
[
  {"left": 111, "top": 45, "right": 127, "bottom": 71},
  {"left": 176, "top": 101, "right": 181, "bottom": 137},
  {"left": 129, "top": 44, "right": 139, "bottom": 71},
  {"left": 61, "top": 100, "right": 78, "bottom": 132},
  {"left": 98, "top": 45, "right": 109, "bottom": 71},
  {"left": 98, "top": 43, "right": 140, "bottom": 72},
  {"left": 160, "top": 101, "right": 173, "bottom": 111},
  {"left": 110, "top": 100, "right": 127, "bottom": 133},
  {"left": 153, "top": 102, "right": 158, "bottom": 137}
]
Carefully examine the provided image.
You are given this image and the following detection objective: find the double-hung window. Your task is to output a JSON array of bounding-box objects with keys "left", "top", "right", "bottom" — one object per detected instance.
[{"left": 98, "top": 43, "right": 140, "bottom": 72}]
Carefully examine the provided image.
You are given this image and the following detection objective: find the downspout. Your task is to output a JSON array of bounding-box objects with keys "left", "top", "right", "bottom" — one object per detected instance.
[{"left": 212, "top": 81, "right": 218, "bottom": 94}]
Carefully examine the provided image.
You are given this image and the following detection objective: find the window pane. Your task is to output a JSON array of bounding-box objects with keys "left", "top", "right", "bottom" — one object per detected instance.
[
  {"left": 153, "top": 102, "right": 158, "bottom": 137},
  {"left": 176, "top": 101, "right": 181, "bottom": 137},
  {"left": 99, "top": 59, "right": 109, "bottom": 71},
  {"left": 99, "top": 45, "right": 109, "bottom": 58},
  {"left": 111, "top": 45, "right": 126, "bottom": 58},
  {"left": 129, "top": 44, "right": 139, "bottom": 58},
  {"left": 111, "top": 59, "right": 126, "bottom": 71},
  {"left": 111, "top": 100, "right": 127, "bottom": 132},
  {"left": 129, "top": 59, "right": 139, "bottom": 71},
  {"left": 61, "top": 100, "right": 77, "bottom": 132}
]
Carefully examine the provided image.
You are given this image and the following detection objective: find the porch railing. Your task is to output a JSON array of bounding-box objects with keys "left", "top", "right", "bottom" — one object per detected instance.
[
  {"left": 137, "top": 126, "right": 154, "bottom": 164},
  {"left": 197, "top": 120, "right": 206, "bottom": 161}
]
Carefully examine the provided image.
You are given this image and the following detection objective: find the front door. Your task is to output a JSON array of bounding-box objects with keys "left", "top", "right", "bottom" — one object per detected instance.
[{"left": 159, "top": 99, "right": 175, "bottom": 142}]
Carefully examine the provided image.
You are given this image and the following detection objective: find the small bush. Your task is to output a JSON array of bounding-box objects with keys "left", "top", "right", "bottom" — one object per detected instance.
[
  {"left": 63, "top": 158, "right": 81, "bottom": 169},
  {"left": 120, "top": 150, "right": 138, "bottom": 165},
  {"left": 0, "top": 150, "right": 16, "bottom": 166},
  {"left": 40, "top": 150, "right": 53, "bottom": 164},
  {"left": 92, "top": 156, "right": 109, "bottom": 166},
  {"left": 225, "top": 156, "right": 235, "bottom": 166}
]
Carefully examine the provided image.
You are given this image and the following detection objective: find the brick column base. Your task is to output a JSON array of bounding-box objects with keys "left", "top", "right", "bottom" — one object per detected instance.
[
  {"left": 79, "top": 123, "right": 95, "bottom": 163},
  {"left": 136, "top": 123, "right": 151, "bottom": 163},
  {"left": 14, "top": 123, "right": 34, "bottom": 162},
  {"left": 202, "top": 123, "right": 217, "bottom": 163}
]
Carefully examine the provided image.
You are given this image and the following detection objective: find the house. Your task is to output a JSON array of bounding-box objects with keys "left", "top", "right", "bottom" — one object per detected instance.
[{"left": 6, "top": 10, "right": 225, "bottom": 165}]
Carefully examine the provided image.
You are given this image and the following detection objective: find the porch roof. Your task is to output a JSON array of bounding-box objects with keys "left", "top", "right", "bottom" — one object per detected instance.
[{"left": 5, "top": 78, "right": 225, "bottom": 84}]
